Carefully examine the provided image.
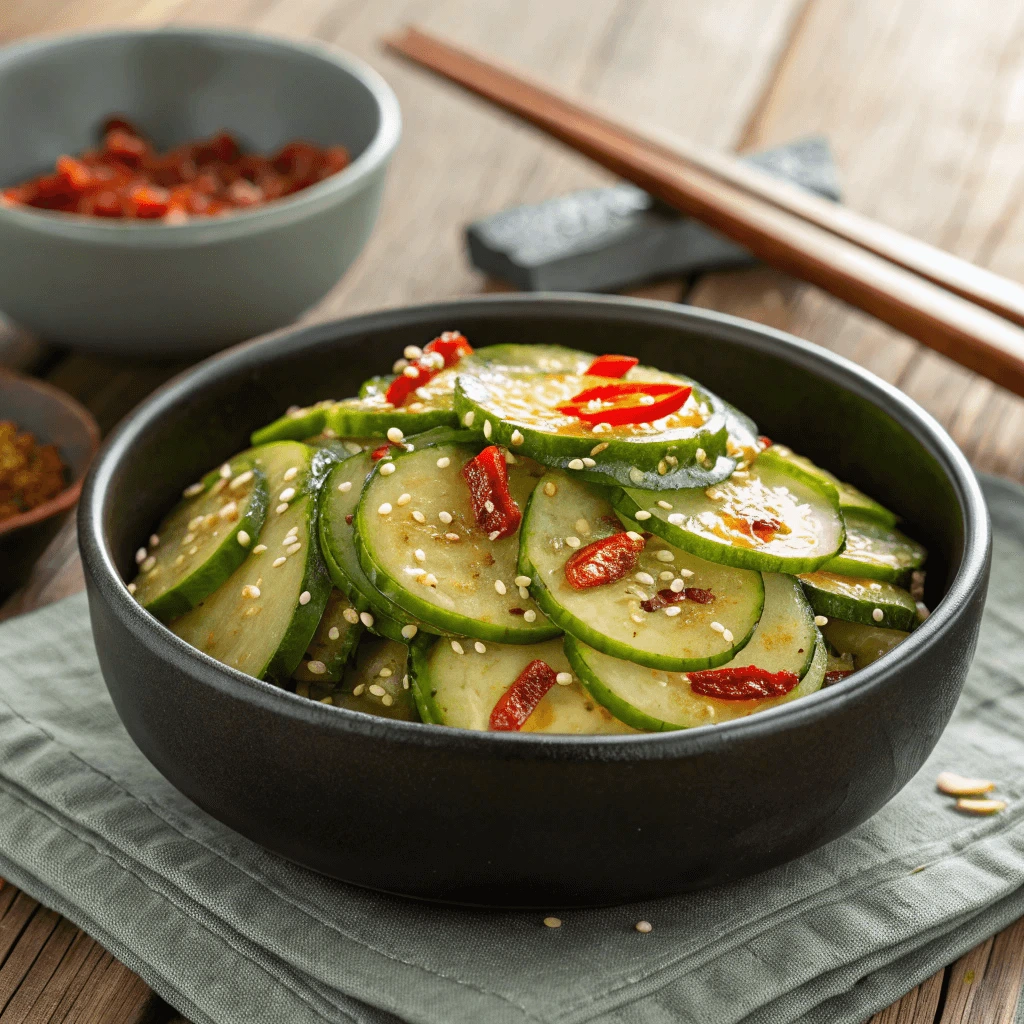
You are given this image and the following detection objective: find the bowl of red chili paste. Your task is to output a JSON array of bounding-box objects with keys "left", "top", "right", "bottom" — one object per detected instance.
[{"left": 0, "top": 28, "right": 401, "bottom": 355}]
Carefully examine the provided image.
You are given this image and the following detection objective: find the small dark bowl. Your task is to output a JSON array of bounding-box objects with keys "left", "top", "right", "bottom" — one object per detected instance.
[
  {"left": 79, "top": 295, "right": 991, "bottom": 907},
  {"left": 1, "top": 370, "right": 100, "bottom": 601}
]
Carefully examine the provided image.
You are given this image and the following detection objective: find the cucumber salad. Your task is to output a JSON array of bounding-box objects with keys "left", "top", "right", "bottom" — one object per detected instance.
[{"left": 128, "top": 333, "right": 929, "bottom": 734}]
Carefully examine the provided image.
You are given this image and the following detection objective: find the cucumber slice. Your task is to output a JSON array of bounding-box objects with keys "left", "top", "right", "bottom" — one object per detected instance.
[
  {"left": 567, "top": 573, "right": 823, "bottom": 731},
  {"left": 171, "top": 441, "right": 332, "bottom": 683},
  {"left": 292, "top": 589, "right": 363, "bottom": 684},
  {"left": 761, "top": 444, "right": 897, "bottom": 525},
  {"left": 355, "top": 443, "right": 559, "bottom": 643},
  {"left": 822, "top": 509, "right": 926, "bottom": 584},
  {"left": 319, "top": 454, "right": 432, "bottom": 644},
  {"left": 336, "top": 636, "right": 419, "bottom": 721},
  {"left": 453, "top": 370, "right": 734, "bottom": 490},
  {"left": 519, "top": 470, "right": 764, "bottom": 671},
  {"left": 821, "top": 618, "right": 910, "bottom": 669},
  {"left": 614, "top": 455, "right": 845, "bottom": 573},
  {"left": 130, "top": 456, "right": 268, "bottom": 622},
  {"left": 410, "top": 636, "right": 634, "bottom": 733},
  {"left": 798, "top": 570, "right": 917, "bottom": 631},
  {"left": 464, "top": 343, "right": 595, "bottom": 375}
]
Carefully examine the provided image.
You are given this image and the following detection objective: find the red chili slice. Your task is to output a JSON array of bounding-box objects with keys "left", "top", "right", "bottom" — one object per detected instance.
[
  {"left": 640, "top": 587, "right": 715, "bottom": 612},
  {"left": 489, "top": 660, "right": 558, "bottom": 731},
  {"left": 557, "top": 382, "right": 692, "bottom": 426},
  {"left": 584, "top": 354, "right": 639, "bottom": 378},
  {"left": 824, "top": 670, "right": 853, "bottom": 686},
  {"left": 423, "top": 331, "right": 473, "bottom": 366},
  {"left": 758, "top": 436, "right": 773, "bottom": 449},
  {"left": 564, "top": 531, "right": 645, "bottom": 590},
  {"left": 370, "top": 442, "right": 403, "bottom": 461},
  {"left": 687, "top": 666, "right": 800, "bottom": 701},
  {"left": 461, "top": 445, "right": 521, "bottom": 540},
  {"left": 383, "top": 331, "right": 474, "bottom": 408}
]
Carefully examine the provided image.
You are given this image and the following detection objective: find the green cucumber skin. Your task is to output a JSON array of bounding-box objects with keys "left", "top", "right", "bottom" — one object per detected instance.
[
  {"left": 293, "top": 591, "right": 364, "bottom": 683},
  {"left": 408, "top": 636, "right": 445, "bottom": 725},
  {"left": 141, "top": 462, "right": 269, "bottom": 623},
  {"left": 251, "top": 406, "right": 330, "bottom": 446},
  {"left": 453, "top": 373, "right": 734, "bottom": 489},
  {"left": 821, "top": 510, "right": 925, "bottom": 585},
  {"left": 755, "top": 447, "right": 841, "bottom": 506},
  {"left": 821, "top": 556, "right": 911, "bottom": 586},
  {"left": 799, "top": 574, "right": 917, "bottom": 632},
  {"left": 329, "top": 406, "right": 457, "bottom": 437}
]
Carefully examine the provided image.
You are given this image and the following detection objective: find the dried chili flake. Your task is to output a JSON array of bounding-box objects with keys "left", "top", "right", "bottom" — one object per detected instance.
[
  {"left": 687, "top": 666, "right": 800, "bottom": 701},
  {"left": 489, "top": 660, "right": 558, "bottom": 731},
  {"left": 564, "top": 532, "right": 645, "bottom": 589},
  {"left": 461, "top": 445, "right": 521, "bottom": 540},
  {"left": 640, "top": 587, "right": 714, "bottom": 612}
]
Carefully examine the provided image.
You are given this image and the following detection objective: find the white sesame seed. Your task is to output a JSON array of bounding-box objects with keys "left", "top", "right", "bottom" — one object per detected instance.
[
  {"left": 665, "top": 606, "right": 682, "bottom": 617},
  {"left": 393, "top": 358, "right": 408, "bottom": 373},
  {"left": 135, "top": 547, "right": 147, "bottom": 564},
  {"left": 401, "top": 624, "right": 419, "bottom": 639},
  {"left": 484, "top": 499, "right": 495, "bottom": 513},
  {"left": 475, "top": 641, "right": 487, "bottom": 654},
  {"left": 655, "top": 550, "right": 674, "bottom": 562},
  {"left": 307, "top": 660, "right": 327, "bottom": 675},
  {"left": 237, "top": 531, "right": 251, "bottom": 547},
  {"left": 287, "top": 543, "right": 302, "bottom": 555},
  {"left": 344, "top": 440, "right": 360, "bottom": 453},
  {"left": 670, "top": 578, "right": 685, "bottom": 593},
  {"left": 127, "top": 582, "right": 138, "bottom": 594},
  {"left": 722, "top": 629, "right": 734, "bottom": 643},
  {"left": 414, "top": 548, "right": 426, "bottom": 562},
  {"left": 814, "top": 615, "right": 829, "bottom": 626},
  {"left": 219, "top": 463, "right": 232, "bottom": 479},
  {"left": 445, "top": 532, "right": 461, "bottom": 542},
  {"left": 378, "top": 503, "right": 393, "bottom": 515},
  {"left": 488, "top": 530, "right": 501, "bottom": 541},
  {"left": 343, "top": 608, "right": 360, "bottom": 624},
  {"left": 543, "top": 481, "right": 557, "bottom": 497},
  {"left": 412, "top": 510, "right": 426, "bottom": 523},
  {"left": 387, "top": 426, "right": 405, "bottom": 443},
  {"left": 555, "top": 672, "right": 572, "bottom": 686},
  {"left": 353, "top": 684, "right": 365, "bottom": 696},
  {"left": 174, "top": 553, "right": 185, "bottom": 566},
  {"left": 515, "top": 575, "right": 532, "bottom": 588},
  {"left": 149, "top": 534, "right": 160, "bottom": 549},
  {"left": 282, "top": 466, "right": 298, "bottom": 482},
  {"left": 667, "top": 513, "right": 684, "bottom": 526},
  {"left": 276, "top": 503, "right": 289, "bottom": 514},
  {"left": 299, "top": 591, "right": 311, "bottom": 606},
  {"left": 483, "top": 420, "right": 493, "bottom": 439},
  {"left": 464, "top": 411, "right": 475, "bottom": 426},
  {"left": 543, "top": 916, "right": 562, "bottom": 929},
  {"left": 629, "top": 467, "right": 645, "bottom": 484},
  {"left": 380, "top": 462, "right": 396, "bottom": 476},
  {"left": 382, "top": 694, "right": 394, "bottom": 707},
  {"left": 582, "top": 457, "right": 596, "bottom": 468},
  {"left": 635, "top": 571, "right": 655, "bottom": 586},
  {"left": 284, "top": 527, "right": 298, "bottom": 540},
  {"left": 634, "top": 510, "right": 652, "bottom": 521},
  {"left": 519, "top": 585, "right": 530, "bottom": 600},
  {"left": 142, "top": 555, "right": 157, "bottom": 572},
  {"left": 329, "top": 626, "right": 341, "bottom": 640},
  {"left": 695, "top": 448, "right": 706, "bottom": 463},
  {"left": 379, "top": 667, "right": 394, "bottom": 678},
  {"left": 397, "top": 493, "right": 411, "bottom": 505},
  {"left": 188, "top": 515, "right": 204, "bottom": 531},
  {"left": 635, "top": 920, "right": 653, "bottom": 934},
  {"left": 403, "top": 365, "right": 419, "bottom": 378},
  {"left": 242, "top": 584, "right": 260, "bottom": 599},
  {"left": 710, "top": 621, "right": 725, "bottom": 633},
  {"left": 423, "top": 573, "right": 438, "bottom": 587},
  {"left": 681, "top": 568, "right": 694, "bottom": 578},
  {"left": 495, "top": 579, "right": 507, "bottom": 595},
  {"left": 404, "top": 344, "right": 423, "bottom": 360},
  {"left": 369, "top": 684, "right": 387, "bottom": 697},
  {"left": 630, "top": 587, "right": 649, "bottom": 602},
  {"left": 524, "top": 610, "right": 537, "bottom": 623},
  {"left": 253, "top": 544, "right": 267, "bottom": 554},
  {"left": 232, "top": 470, "right": 255, "bottom": 489},
  {"left": 338, "top": 480, "right": 352, "bottom": 493},
  {"left": 631, "top": 613, "right": 644, "bottom": 624},
  {"left": 189, "top": 546, "right": 198, "bottom": 555},
  {"left": 402, "top": 674, "right": 409, "bottom": 690},
  {"left": 439, "top": 510, "right": 453, "bottom": 524},
  {"left": 567, "top": 459, "right": 585, "bottom": 470},
  {"left": 278, "top": 487, "right": 296, "bottom": 502},
  {"left": 437, "top": 456, "right": 451, "bottom": 468},
  {"left": 359, "top": 611, "right": 374, "bottom": 627},
  {"left": 451, "top": 640, "right": 464, "bottom": 655},
  {"left": 565, "top": 536, "right": 581, "bottom": 548},
  {"left": 590, "top": 442, "right": 609, "bottom": 456},
  {"left": 870, "top": 582, "right": 883, "bottom": 591},
  {"left": 183, "top": 482, "right": 204, "bottom": 498},
  {"left": 626, "top": 531, "right": 643, "bottom": 542},
  {"left": 872, "top": 608, "right": 884, "bottom": 622},
  {"left": 218, "top": 501, "right": 238, "bottom": 520},
  {"left": 273, "top": 556, "right": 287, "bottom": 567},
  {"left": 659, "top": 570, "right": 674, "bottom": 580},
  {"left": 511, "top": 430, "right": 525, "bottom": 446}
]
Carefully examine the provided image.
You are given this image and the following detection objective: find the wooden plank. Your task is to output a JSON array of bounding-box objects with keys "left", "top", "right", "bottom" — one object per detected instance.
[
  {"left": 0, "top": 896, "right": 41, "bottom": 970},
  {"left": 0, "top": 908, "right": 61, "bottom": 1014},
  {"left": 867, "top": 968, "right": 945, "bottom": 1024},
  {"left": 0, "top": 917, "right": 79, "bottom": 1024},
  {"left": 30, "top": 934, "right": 109, "bottom": 1024},
  {"left": 959, "top": 917, "right": 1024, "bottom": 1024}
]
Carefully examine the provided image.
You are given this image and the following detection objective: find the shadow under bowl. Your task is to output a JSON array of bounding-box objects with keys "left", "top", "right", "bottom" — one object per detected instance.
[
  {"left": 1, "top": 370, "right": 100, "bottom": 601},
  {"left": 0, "top": 27, "right": 401, "bottom": 356},
  {"left": 78, "top": 294, "right": 991, "bottom": 906}
]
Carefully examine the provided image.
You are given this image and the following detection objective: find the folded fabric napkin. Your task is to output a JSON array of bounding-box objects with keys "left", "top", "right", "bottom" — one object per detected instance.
[{"left": 0, "top": 475, "right": 1022, "bottom": 1024}]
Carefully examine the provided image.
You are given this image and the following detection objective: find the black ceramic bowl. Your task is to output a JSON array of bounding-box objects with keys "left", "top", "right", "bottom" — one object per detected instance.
[{"left": 79, "top": 295, "right": 991, "bottom": 907}]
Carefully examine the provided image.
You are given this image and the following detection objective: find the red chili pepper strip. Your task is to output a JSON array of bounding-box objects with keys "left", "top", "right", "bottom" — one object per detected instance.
[
  {"left": 824, "top": 670, "right": 853, "bottom": 686},
  {"left": 489, "top": 660, "right": 558, "bottom": 731},
  {"left": 384, "top": 331, "right": 473, "bottom": 408},
  {"left": 370, "top": 442, "right": 402, "bottom": 461},
  {"left": 640, "top": 587, "right": 714, "bottom": 612},
  {"left": 423, "top": 331, "right": 473, "bottom": 366},
  {"left": 687, "top": 666, "right": 800, "bottom": 701},
  {"left": 462, "top": 445, "right": 522, "bottom": 540},
  {"left": 557, "top": 382, "right": 692, "bottom": 426},
  {"left": 384, "top": 364, "right": 431, "bottom": 408},
  {"left": 758, "top": 436, "right": 773, "bottom": 449},
  {"left": 584, "top": 354, "right": 639, "bottom": 378},
  {"left": 564, "top": 531, "right": 645, "bottom": 590}
]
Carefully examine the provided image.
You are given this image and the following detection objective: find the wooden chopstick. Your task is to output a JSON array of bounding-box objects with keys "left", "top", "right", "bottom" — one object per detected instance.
[{"left": 384, "top": 26, "right": 1024, "bottom": 400}]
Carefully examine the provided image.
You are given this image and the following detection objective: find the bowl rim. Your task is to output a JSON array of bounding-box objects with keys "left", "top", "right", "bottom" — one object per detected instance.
[
  {"left": 0, "top": 26, "right": 402, "bottom": 245},
  {"left": 79, "top": 293, "right": 992, "bottom": 758},
  {"left": 0, "top": 368, "right": 101, "bottom": 537}
]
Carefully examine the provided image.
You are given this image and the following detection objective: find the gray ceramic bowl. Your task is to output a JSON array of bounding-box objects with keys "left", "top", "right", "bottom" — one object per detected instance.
[{"left": 0, "top": 28, "right": 400, "bottom": 356}]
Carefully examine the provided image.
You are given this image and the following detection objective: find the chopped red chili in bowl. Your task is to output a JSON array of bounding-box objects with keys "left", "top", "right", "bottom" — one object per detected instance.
[{"left": 1, "top": 116, "right": 350, "bottom": 221}]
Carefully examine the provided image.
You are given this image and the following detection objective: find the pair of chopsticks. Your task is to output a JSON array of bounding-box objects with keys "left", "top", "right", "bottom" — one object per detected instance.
[{"left": 384, "top": 26, "right": 1024, "bottom": 400}]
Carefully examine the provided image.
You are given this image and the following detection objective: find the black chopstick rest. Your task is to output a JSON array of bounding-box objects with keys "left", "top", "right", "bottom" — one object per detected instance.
[{"left": 466, "top": 136, "right": 841, "bottom": 292}]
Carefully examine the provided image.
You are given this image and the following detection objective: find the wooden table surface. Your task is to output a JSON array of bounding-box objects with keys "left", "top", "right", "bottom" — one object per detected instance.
[{"left": 2, "top": 0, "right": 1024, "bottom": 1020}]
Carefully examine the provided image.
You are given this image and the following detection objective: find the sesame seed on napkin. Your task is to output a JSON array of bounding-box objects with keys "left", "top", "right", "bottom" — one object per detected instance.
[{"left": 0, "top": 475, "right": 1021, "bottom": 1024}]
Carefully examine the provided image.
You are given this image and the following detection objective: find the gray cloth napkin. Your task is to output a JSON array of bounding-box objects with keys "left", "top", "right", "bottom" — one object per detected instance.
[{"left": 0, "top": 475, "right": 1022, "bottom": 1024}]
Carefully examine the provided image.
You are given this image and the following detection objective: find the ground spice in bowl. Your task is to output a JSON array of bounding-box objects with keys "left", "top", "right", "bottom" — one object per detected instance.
[{"left": 0, "top": 421, "right": 66, "bottom": 522}]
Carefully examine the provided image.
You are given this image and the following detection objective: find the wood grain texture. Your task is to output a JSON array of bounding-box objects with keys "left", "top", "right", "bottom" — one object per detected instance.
[{"left": 1, "top": 0, "right": 1024, "bottom": 1022}]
